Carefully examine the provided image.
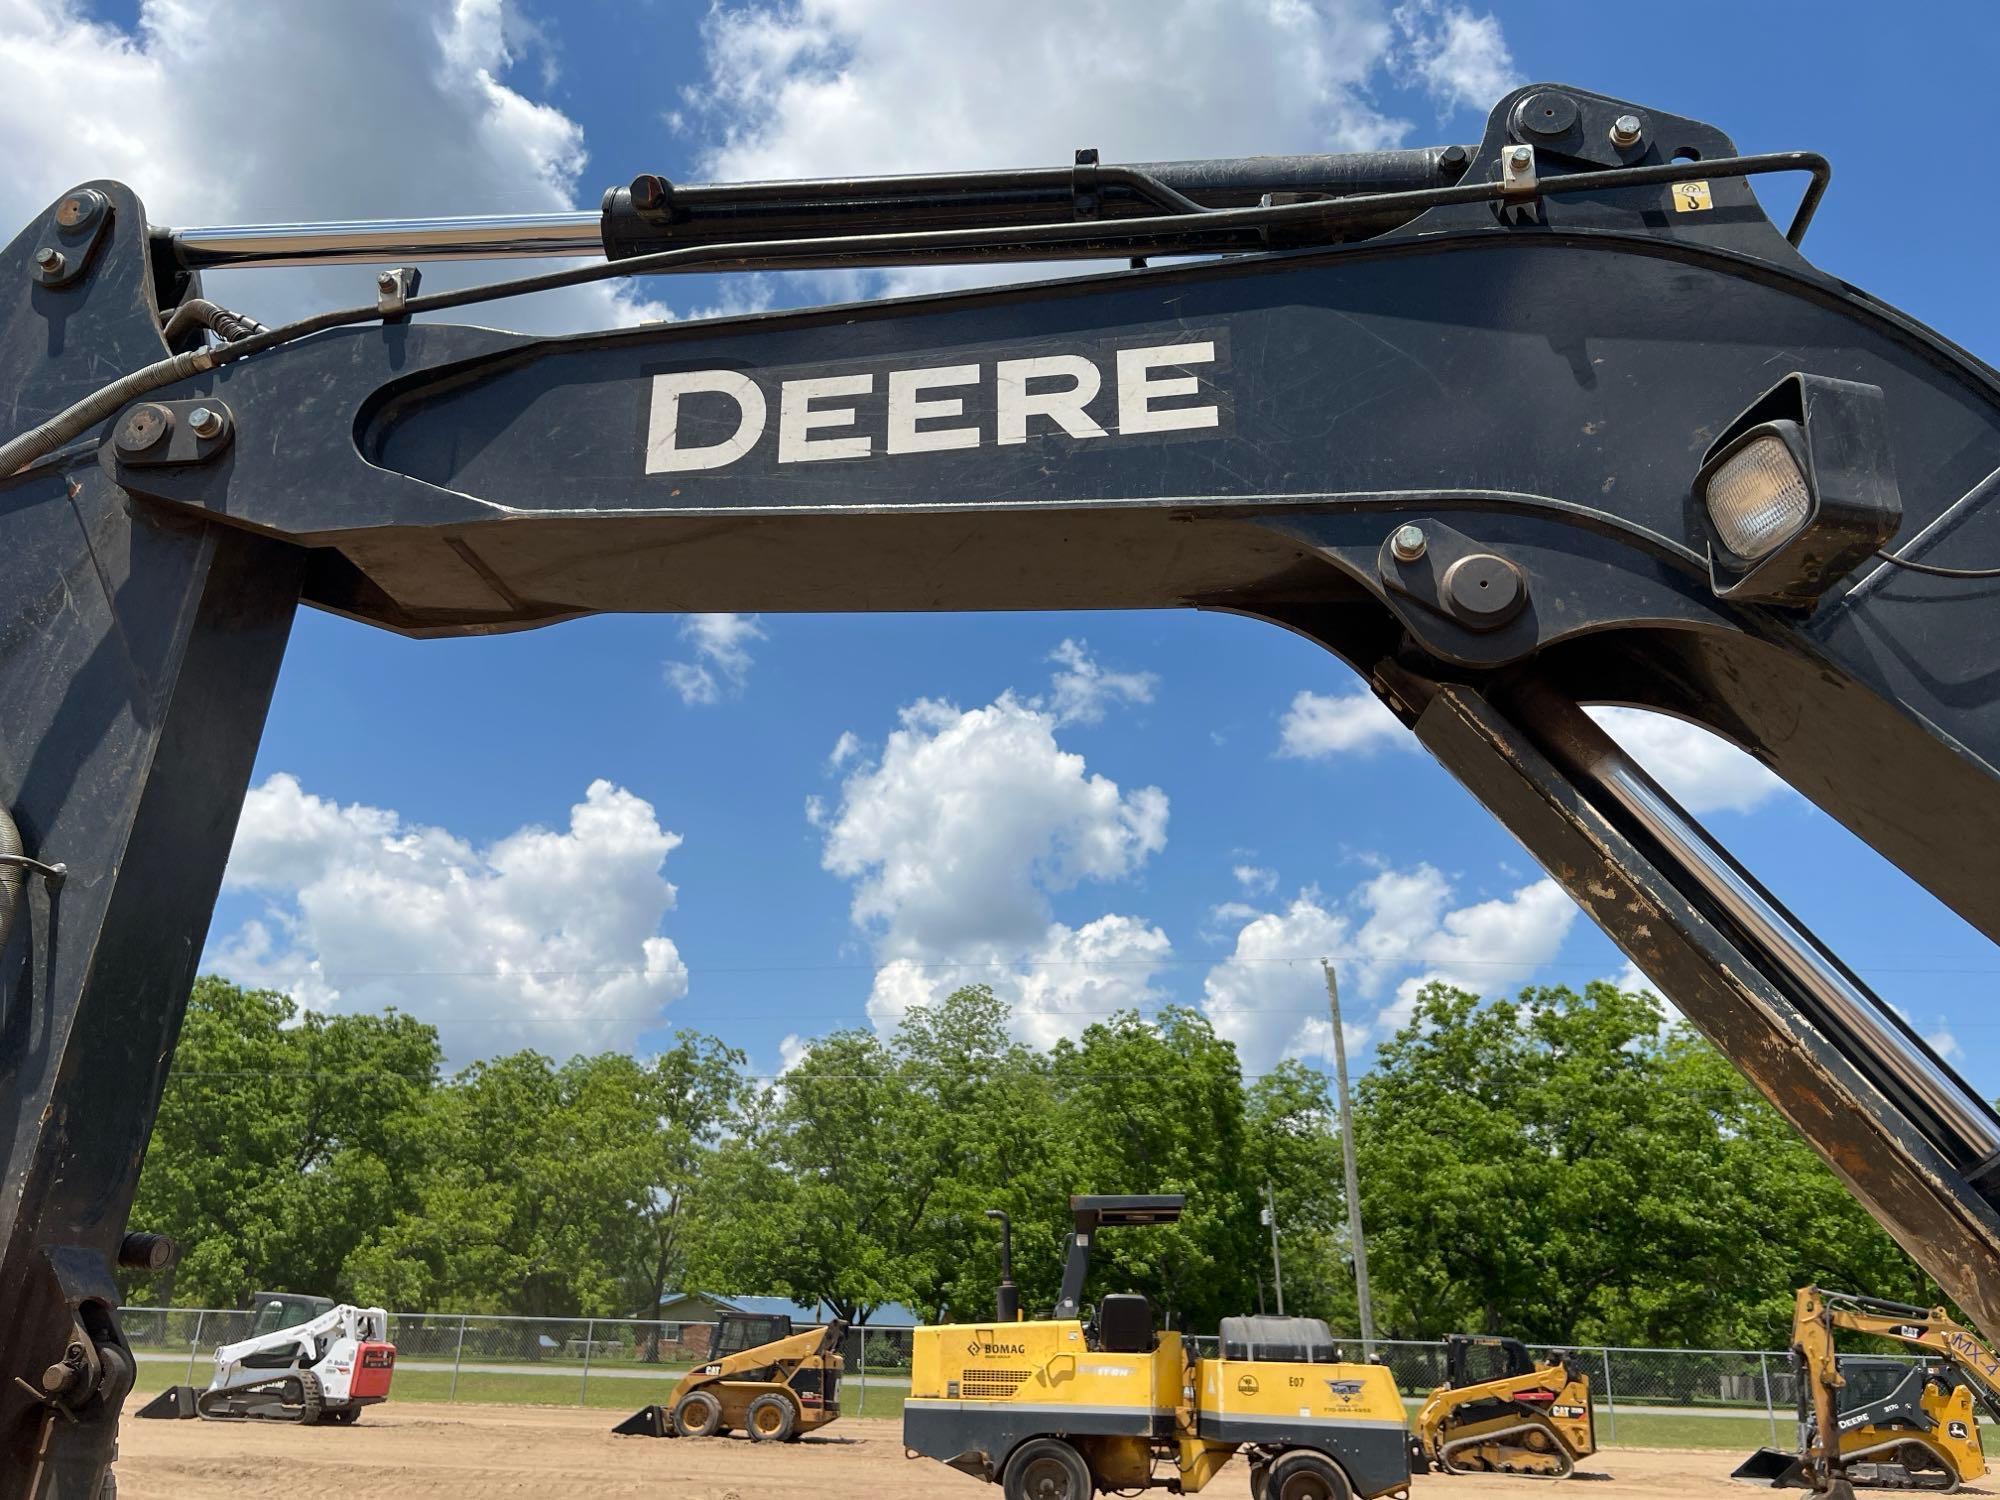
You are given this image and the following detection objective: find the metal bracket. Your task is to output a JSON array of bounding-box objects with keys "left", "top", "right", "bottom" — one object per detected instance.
[
  {"left": 1377, "top": 519, "right": 1532, "bottom": 632},
  {"left": 376, "top": 265, "right": 422, "bottom": 319},
  {"left": 1072, "top": 148, "right": 1101, "bottom": 221},
  {"left": 110, "top": 399, "right": 233, "bottom": 468},
  {"left": 0, "top": 853, "right": 65, "bottom": 891},
  {"left": 29, "top": 188, "right": 110, "bottom": 290},
  {"left": 1500, "top": 143, "right": 1538, "bottom": 197}
]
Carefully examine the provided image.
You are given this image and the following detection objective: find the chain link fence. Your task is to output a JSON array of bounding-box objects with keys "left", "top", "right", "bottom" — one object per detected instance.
[{"left": 127, "top": 1305, "right": 1890, "bottom": 1444}]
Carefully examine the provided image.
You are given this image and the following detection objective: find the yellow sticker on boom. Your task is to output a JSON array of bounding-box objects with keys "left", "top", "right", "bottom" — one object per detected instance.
[{"left": 1673, "top": 180, "right": 1713, "bottom": 213}]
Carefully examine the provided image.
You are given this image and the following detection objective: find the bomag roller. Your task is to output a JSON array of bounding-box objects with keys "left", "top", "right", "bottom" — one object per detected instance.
[{"left": 903, "top": 1195, "right": 1411, "bottom": 1500}]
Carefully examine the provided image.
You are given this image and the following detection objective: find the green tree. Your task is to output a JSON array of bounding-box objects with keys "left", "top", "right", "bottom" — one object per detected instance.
[
  {"left": 127, "top": 976, "right": 440, "bottom": 1306},
  {"left": 1352, "top": 980, "right": 1935, "bottom": 1347}
]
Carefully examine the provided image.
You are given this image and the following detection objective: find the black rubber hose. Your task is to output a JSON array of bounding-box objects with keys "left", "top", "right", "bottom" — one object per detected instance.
[{"left": 0, "top": 803, "right": 22, "bottom": 958}]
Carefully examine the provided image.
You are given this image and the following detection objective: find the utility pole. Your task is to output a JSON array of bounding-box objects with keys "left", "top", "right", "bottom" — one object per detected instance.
[
  {"left": 1324, "top": 959, "right": 1376, "bottom": 1358},
  {"left": 1261, "top": 1181, "right": 1285, "bottom": 1315}
]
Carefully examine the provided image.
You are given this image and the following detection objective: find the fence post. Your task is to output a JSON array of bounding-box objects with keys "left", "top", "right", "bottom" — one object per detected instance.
[
  {"left": 1760, "top": 1351, "right": 1778, "bottom": 1446},
  {"left": 450, "top": 1314, "right": 467, "bottom": 1402},
  {"left": 858, "top": 1326, "right": 868, "bottom": 1417},
  {"left": 1599, "top": 1348, "right": 1618, "bottom": 1443},
  {"left": 581, "top": 1318, "right": 596, "bottom": 1405},
  {"left": 185, "top": 1310, "right": 205, "bottom": 1386}
]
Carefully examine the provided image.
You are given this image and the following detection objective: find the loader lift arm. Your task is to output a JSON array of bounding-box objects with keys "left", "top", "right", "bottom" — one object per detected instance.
[{"left": 5, "top": 81, "right": 2000, "bottom": 1496}]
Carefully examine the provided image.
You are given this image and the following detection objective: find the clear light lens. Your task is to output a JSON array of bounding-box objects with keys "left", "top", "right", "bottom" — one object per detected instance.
[{"left": 1706, "top": 432, "right": 1812, "bottom": 561}]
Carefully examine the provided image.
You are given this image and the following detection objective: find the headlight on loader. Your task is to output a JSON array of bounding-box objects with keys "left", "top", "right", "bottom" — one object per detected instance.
[{"left": 1691, "top": 374, "right": 1901, "bottom": 606}]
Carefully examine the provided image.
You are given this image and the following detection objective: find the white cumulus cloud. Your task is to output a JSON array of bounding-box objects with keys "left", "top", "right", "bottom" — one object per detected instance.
[
  {"left": 210, "top": 773, "right": 689, "bottom": 1063},
  {"left": 0, "top": 0, "right": 664, "bottom": 333},
  {"left": 1277, "top": 686, "right": 1411, "bottom": 759},
  {"left": 1203, "top": 865, "right": 1577, "bottom": 1073},
  {"left": 1587, "top": 707, "right": 1792, "bottom": 816},
  {"left": 1042, "top": 639, "right": 1157, "bottom": 726},
  {"left": 666, "top": 614, "right": 767, "bottom": 705},
  {"left": 818, "top": 690, "right": 1170, "bottom": 1042}
]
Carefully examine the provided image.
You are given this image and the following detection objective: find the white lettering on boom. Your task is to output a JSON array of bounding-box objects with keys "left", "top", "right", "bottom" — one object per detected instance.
[{"left": 643, "top": 338, "right": 1220, "bottom": 474}]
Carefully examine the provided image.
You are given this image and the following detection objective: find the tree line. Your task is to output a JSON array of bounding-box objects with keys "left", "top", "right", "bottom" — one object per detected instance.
[{"left": 125, "top": 975, "right": 1939, "bottom": 1348}]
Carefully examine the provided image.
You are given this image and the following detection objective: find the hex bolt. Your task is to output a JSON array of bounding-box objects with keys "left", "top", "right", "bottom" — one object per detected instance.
[
  {"left": 115, "top": 404, "right": 172, "bottom": 453},
  {"left": 1610, "top": 114, "right": 1644, "bottom": 148},
  {"left": 1508, "top": 145, "right": 1533, "bottom": 169},
  {"left": 33, "top": 246, "right": 65, "bottom": 276},
  {"left": 187, "top": 406, "right": 226, "bottom": 439},
  {"left": 377, "top": 271, "right": 398, "bottom": 291},
  {"left": 1390, "top": 524, "right": 1428, "bottom": 562}
]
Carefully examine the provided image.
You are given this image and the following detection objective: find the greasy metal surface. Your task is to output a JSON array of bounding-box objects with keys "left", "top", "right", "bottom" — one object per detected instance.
[{"left": 5, "top": 82, "right": 2000, "bottom": 1497}]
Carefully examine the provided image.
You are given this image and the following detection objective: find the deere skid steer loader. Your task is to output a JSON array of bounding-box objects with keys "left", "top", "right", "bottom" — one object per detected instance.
[
  {"left": 1735, "top": 1288, "right": 2000, "bottom": 1494},
  {"left": 12, "top": 77, "right": 2000, "bottom": 1498}
]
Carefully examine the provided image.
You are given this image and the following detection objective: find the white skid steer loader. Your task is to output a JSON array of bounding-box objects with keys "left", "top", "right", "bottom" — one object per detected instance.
[{"left": 137, "top": 1303, "right": 395, "bottom": 1424}]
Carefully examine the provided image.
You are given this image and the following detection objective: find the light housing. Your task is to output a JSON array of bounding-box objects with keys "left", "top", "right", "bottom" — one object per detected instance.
[{"left": 1691, "top": 374, "right": 1902, "bottom": 606}]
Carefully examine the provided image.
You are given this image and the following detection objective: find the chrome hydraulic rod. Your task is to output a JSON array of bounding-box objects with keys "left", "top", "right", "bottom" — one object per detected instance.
[
  {"left": 1519, "top": 687, "right": 2000, "bottom": 1167},
  {"left": 169, "top": 210, "right": 604, "bottom": 268}
]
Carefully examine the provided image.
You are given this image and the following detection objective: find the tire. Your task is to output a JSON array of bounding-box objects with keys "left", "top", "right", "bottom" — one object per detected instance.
[
  {"left": 673, "top": 1389, "right": 724, "bottom": 1439},
  {"left": 745, "top": 1392, "right": 798, "bottom": 1443},
  {"left": 1268, "top": 1451, "right": 1353, "bottom": 1500},
  {"left": 1003, "top": 1438, "right": 1094, "bottom": 1500},
  {"left": 1251, "top": 1463, "right": 1271, "bottom": 1500},
  {"left": 327, "top": 1406, "right": 361, "bottom": 1425}
]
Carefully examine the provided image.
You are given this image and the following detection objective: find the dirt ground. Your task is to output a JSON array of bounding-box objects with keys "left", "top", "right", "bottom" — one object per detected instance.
[{"left": 113, "top": 1397, "right": 1765, "bottom": 1500}]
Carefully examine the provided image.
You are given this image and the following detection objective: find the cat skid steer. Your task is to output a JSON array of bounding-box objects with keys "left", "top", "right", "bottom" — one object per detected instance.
[
  {"left": 1412, "top": 1335, "right": 1596, "bottom": 1478},
  {"left": 7, "top": 79, "right": 2000, "bottom": 1498},
  {"left": 611, "top": 1312, "right": 845, "bottom": 1442}
]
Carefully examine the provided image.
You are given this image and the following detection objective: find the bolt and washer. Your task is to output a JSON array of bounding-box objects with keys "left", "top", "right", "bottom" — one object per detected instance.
[
  {"left": 187, "top": 406, "right": 225, "bottom": 439},
  {"left": 33, "top": 247, "right": 64, "bottom": 275},
  {"left": 1391, "top": 524, "right": 1428, "bottom": 562},
  {"left": 377, "top": 271, "right": 398, "bottom": 290},
  {"left": 1610, "top": 115, "right": 1644, "bottom": 148},
  {"left": 1508, "top": 146, "right": 1533, "bottom": 169}
]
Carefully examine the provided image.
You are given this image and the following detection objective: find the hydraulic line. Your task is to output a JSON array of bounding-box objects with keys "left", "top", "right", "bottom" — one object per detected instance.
[{"left": 0, "top": 150, "right": 1827, "bottom": 477}]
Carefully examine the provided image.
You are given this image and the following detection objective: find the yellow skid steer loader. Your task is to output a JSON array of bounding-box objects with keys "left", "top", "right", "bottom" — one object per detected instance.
[
  {"left": 1412, "top": 1335, "right": 1595, "bottom": 1478},
  {"left": 613, "top": 1312, "right": 846, "bottom": 1442}
]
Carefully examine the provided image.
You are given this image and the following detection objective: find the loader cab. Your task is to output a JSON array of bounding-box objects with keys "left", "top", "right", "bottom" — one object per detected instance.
[
  {"left": 708, "top": 1312, "right": 795, "bottom": 1381},
  {"left": 248, "top": 1292, "right": 334, "bottom": 1338},
  {"left": 1053, "top": 1194, "right": 1184, "bottom": 1353},
  {"left": 1443, "top": 1333, "right": 1536, "bottom": 1388}
]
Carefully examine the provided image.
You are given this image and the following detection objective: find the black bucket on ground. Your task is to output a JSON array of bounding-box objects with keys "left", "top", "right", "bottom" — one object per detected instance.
[
  {"left": 135, "top": 1386, "right": 201, "bottom": 1420},
  {"left": 612, "top": 1404, "right": 673, "bottom": 1437},
  {"left": 1733, "top": 1448, "right": 1807, "bottom": 1486}
]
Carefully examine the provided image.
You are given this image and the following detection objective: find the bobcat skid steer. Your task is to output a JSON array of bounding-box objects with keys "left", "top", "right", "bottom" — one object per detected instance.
[{"left": 136, "top": 1302, "right": 395, "bottom": 1424}]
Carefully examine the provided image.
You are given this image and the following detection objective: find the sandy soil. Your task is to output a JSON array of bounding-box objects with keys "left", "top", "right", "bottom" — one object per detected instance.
[{"left": 113, "top": 1396, "right": 1762, "bottom": 1500}]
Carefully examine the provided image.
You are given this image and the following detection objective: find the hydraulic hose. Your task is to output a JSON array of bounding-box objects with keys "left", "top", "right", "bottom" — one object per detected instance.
[
  {"left": 0, "top": 347, "right": 214, "bottom": 476},
  {"left": 0, "top": 804, "right": 21, "bottom": 958}
]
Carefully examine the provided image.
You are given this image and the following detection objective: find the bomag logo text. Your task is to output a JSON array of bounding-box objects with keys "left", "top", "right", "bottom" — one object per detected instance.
[
  {"left": 968, "top": 1341, "right": 1027, "bottom": 1358},
  {"left": 645, "top": 339, "right": 1223, "bottom": 475}
]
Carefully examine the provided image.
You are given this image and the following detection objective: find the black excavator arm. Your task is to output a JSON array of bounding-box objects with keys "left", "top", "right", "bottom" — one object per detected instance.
[{"left": 4, "top": 82, "right": 2000, "bottom": 1495}]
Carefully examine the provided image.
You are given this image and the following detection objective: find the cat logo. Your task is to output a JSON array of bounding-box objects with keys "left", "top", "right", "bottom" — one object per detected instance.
[
  {"left": 1326, "top": 1379, "right": 1365, "bottom": 1400},
  {"left": 1237, "top": 1375, "right": 1260, "bottom": 1395}
]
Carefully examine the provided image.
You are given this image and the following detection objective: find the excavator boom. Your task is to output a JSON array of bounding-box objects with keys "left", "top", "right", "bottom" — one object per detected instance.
[{"left": 4, "top": 82, "right": 2000, "bottom": 1496}]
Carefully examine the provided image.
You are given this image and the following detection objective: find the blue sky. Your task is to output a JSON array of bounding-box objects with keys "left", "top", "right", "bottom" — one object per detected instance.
[{"left": 20, "top": 0, "right": 1998, "bottom": 1091}]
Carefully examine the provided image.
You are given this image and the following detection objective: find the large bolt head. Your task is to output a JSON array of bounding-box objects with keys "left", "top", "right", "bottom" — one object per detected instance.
[
  {"left": 377, "top": 271, "right": 399, "bottom": 290},
  {"left": 1508, "top": 145, "right": 1532, "bottom": 169},
  {"left": 115, "top": 404, "right": 172, "bottom": 452},
  {"left": 32, "top": 246, "right": 65, "bottom": 276},
  {"left": 1610, "top": 114, "right": 1644, "bottom": 147},
  {"left": 187, "top": 405, "right": 225, "bottom": 439},
  {"left": 1390, "top": 524, "right": 1428, "bottom": 562},
  {"left": 54, "top": 191, "right": 104, "bottom": 230}
]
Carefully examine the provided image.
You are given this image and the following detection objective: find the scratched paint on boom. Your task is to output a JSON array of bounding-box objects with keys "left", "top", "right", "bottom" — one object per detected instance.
[{"left": 645, "top": 338, "right": 1228, "bottom": 475}]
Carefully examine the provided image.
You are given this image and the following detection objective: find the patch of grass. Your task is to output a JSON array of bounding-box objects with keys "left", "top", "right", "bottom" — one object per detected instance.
[{"left": 1595, "top": 1411, "right": 1795, "bottom": 1451}]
